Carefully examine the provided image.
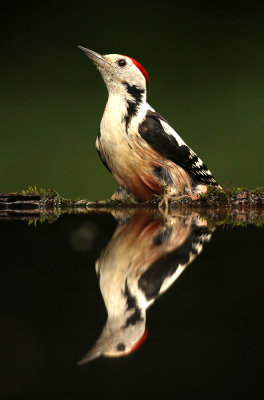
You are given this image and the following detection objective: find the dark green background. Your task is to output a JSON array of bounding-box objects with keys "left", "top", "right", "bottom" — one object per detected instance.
[{"left": 1, "top": 1, "right": 264, "bottom": 199}]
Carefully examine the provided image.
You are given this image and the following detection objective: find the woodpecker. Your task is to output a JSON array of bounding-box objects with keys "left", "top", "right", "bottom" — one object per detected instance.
[
  {"left": 78, "top": 210, "right": 214, "bottom": 364},
  {"left": 78, "top": 46, "right": 219, "bottom": 202}
]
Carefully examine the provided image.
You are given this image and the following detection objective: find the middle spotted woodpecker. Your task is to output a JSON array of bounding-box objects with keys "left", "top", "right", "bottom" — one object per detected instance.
[
  {"left": 77, "top": 210, "right": 214, "bottom": 363},
  {"left": 78, "top": 46, "right": 219, "bottom": 201}
]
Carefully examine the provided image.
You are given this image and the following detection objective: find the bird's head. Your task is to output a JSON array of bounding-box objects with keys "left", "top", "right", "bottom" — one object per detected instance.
[
  {"left": 77, "top": 316, "right": 148, "bottom": 364},
  {"left": 78, "top": 46, "right": 149, "bottom": 95}
]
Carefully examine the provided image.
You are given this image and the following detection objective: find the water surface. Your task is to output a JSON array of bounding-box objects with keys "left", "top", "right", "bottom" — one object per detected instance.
[{"left": 0, "top": 209, "right": 263, "bottom": 399}]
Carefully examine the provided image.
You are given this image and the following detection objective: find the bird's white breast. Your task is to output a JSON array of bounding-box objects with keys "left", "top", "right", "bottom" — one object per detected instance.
[{"left": 99, "top": 96, "right": 151, "bottom": 175}]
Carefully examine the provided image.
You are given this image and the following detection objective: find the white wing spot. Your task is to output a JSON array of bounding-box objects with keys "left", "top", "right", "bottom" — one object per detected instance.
[
  {"left": 194, "top": 159, "right": 204, "bottom": 168},
  {"left": 137, "top": 103, "right": 155, "bottom": 124},
  {"left": 160, "top": 120, "right": 186, "bottom": 147},
  {"left": 193, "top": 242, "right": 203, "bottom": 254}
]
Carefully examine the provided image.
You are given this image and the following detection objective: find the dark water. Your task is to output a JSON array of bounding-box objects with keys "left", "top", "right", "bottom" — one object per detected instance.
[{"left": 0, "top": 210, "right": 263, "bottom": 399}]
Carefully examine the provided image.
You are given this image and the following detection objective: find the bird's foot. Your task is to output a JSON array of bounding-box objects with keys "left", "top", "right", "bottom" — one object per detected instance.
[
  {"left": 111, "top": 185, "right": 138, "bottom": 203},
  {"left": 158, "top": 194, "right": 190, "bottom": 214},
  {"left": 158, "top": 186, "right": 191, "bottom": 215}
]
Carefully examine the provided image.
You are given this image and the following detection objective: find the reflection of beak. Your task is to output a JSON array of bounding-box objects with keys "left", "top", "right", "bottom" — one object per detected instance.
[
  {"left": 77, "top": 343, "right": 103, "bottom": 365},
  {"left": 78, "top": 46, "right": 107, "bottom": 68},
  {"left": 77, "top": 325, "right": 113, "bottom": 365}
]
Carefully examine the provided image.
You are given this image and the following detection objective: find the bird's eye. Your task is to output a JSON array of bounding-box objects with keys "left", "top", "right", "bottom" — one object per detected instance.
[
  {"left": 117, "top": 343, "right": 126, "bottom": 351},
  {"left": 117, "top": 59, "right": 127, "bottom": 67}
]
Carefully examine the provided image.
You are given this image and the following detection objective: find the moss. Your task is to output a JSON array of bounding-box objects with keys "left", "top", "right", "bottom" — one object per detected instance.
[
  {"left": 198, "top": 209, "right": 264, "bottom": 229},
  {"left": 3, "top": 185, "right": 264, "bottom": 227},
  {"left": 190, "top": 184, "right": 264, "bottom": 206},
  {"left": 15, "top": 184, "right": 264, "bottom": 209},
  {"left": 198, "top": 184, "right": 241, "bottom": 202},
  {"left": 21, "top": 185, "right": 39, "bottom": 195},
  {"left": 3, "top": 184, "right": 264, "bottom": 212},
  {"left": 15, "top": 184, "right": 264, "bottom": 202}
]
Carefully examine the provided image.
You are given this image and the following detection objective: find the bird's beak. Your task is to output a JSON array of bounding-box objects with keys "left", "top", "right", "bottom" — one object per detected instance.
[{"left": 78, "top": 46, "right": 107, "bottom": 67}]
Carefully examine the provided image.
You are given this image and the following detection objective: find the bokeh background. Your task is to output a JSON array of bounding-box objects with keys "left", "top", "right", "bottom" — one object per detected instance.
[{"left": 1, "top": 1, "right": 264, "bottom": 199}]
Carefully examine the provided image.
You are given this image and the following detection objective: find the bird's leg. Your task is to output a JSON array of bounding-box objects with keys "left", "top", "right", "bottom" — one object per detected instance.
[
  {"left": 158, "top": 185, "right": 191, "bottom": 214},
  {"left": 111, "top": 185, "right": 138, "bottom": 203}
]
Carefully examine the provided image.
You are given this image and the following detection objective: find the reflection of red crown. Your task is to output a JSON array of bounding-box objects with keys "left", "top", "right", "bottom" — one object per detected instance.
[{"left": 129, "top": 328, "right": 149, "bottom": 354}]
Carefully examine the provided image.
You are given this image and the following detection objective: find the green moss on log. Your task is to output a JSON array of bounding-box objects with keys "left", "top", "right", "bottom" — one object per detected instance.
[{"left": 8, "top": 183, "right": 264, "bottom": 210}]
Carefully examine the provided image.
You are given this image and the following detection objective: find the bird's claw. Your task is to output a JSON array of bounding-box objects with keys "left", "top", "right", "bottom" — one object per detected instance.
[{"left": 158, "top": 189, "right": 191, "bottom": 215}]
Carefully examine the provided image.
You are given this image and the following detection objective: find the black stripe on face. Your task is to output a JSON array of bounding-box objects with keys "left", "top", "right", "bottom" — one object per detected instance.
[
  {"left": 123, "top": 280, "right": 143, "bottom": 327},
  {"left": 125, "top": 307, "right": 143, "bottom": 327},
  {"left": 124, "top": 83, "right": 144, "bottom": 132},
  {"left": 124, "top": 279, "right": 137, "bottom": 310}
]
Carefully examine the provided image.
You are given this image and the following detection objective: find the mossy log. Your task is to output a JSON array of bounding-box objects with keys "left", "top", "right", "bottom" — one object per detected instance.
[{"left": 1, "top": 185, "right": 264, "bottom": 226}]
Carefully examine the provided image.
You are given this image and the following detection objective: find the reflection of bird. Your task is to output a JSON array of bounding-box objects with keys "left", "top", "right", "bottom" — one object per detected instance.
[
  {"left": 78, "top": 46, "right": 219, "bottom": 202},
  {"left": 78, "top": 211, "right": 214, "bottom": 364}
]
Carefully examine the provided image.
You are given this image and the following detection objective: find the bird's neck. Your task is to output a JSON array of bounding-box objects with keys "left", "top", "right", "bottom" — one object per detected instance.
[{"left": 103, "top": 85, "right": 147, "bottom": 130}]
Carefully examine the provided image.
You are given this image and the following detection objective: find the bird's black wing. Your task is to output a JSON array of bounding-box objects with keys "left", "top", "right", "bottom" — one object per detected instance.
[
  {"left": 138, "top": 223, "right": 213, "bottom": 301},
  {"left": 138, "top": 110, "right": 217, "bottom": 185}
]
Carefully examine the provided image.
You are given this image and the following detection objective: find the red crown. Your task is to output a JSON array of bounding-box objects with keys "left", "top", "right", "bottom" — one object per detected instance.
[{"left": 123, "top": 55, "right": 149, "bottom": 83}]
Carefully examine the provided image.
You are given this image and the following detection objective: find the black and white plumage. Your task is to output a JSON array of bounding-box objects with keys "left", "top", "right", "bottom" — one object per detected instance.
[
  {"left": 78, "top": 210, "right": 214, "bottom": 363},
  {"left": 78, "top": 46, "right": 219, "bottom": 201},
  {"left": 138, "top": 110, "right": 217, "bottom": 186}
]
